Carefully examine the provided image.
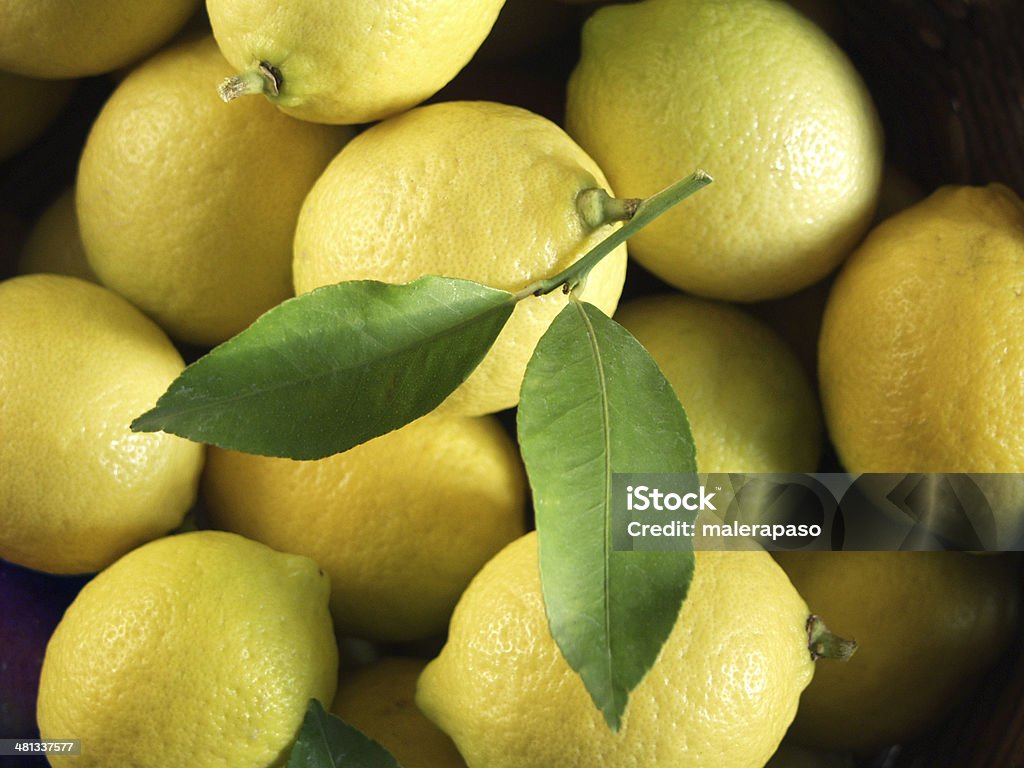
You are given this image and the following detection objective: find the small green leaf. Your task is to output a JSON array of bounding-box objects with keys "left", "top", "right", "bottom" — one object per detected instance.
[
  {"left": 287, "top": 699, "right": 401, "bottom": 768},
  {"left": 132, "top": 276, "right": 515, "bottom": 459},
  {"left": 517, "top": 299, "right": 697, "bottom": 730}
]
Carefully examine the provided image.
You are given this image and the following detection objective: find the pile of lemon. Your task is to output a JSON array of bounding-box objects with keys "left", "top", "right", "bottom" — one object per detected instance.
[{"left": 2, "top": 1, "right": 1022, "bottom": 767}]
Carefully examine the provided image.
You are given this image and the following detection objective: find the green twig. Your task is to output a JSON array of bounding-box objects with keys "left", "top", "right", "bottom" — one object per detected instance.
[{"left": 514, "top": 170, "right": 712, "bottom": 302}]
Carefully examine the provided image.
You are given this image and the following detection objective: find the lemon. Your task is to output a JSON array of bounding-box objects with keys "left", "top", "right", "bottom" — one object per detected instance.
[
  {"left": 37, "top": 530, "right": 338, "bottom": 767},
  {"left": 614, "top": 293, "right": 821, "bottom": 472},
  {"left": 0, "top": 275, "right": 204, "bottom": 574},
  {"left": 819, "top": 185, "right": 1024, "bottom": 542},
  {"left": 747, "top": 278, "right": 833, "bottom": 385},
  {"left": 293, "top": 100, "right": 627, "bottom": 416},
  {"left": 16, "top": 188, "right": 96, "bottom": 282},
  {"left": 0, "top": 70, "right": 74, "bottom": 161},
  {"left": 417, "top": 532, "right": 816, "bottom": 767},
  {"left": 820, "top": 184, "right": 1024, "bottom": 473},
  {"left": 203, "top": 413, "right": 526, "bottom": 642},
  {"left": 209, "top": 0, "right": 505, "bottom": 124},
  {"left": 332, "top": 657, "right": 467, "bottom": 768},
  {"left": 0, "top": 0, "right": 200, "bottom": 78},
  {"left": 76, "top": 36, "right": 351, "bottom": 347},
  {"left": 773, "top": 551, "right": 1021, "bottom": 752},
  {"left": 565, "top": 0, "right": 883, "bottom": 301}
]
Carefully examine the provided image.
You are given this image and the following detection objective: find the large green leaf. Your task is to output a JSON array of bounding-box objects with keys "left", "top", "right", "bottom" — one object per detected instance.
[
  {"left": 517, "top": 299, "right": 697, "bottom": 730},
  {"left": 287, "top": 699, "right": 401, "bottom": 768},
  {"left": 132, "top": 276, "right": 515, "bottom": 459}
]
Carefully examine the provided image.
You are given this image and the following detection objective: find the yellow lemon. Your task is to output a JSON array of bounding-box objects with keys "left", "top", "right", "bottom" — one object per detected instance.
[
  {"left": 209, "top": 0, "right": 506, "bottom": 124},
  {"left": 774, "top": 551, "right": 1021, "bottom": 752},
  {"left": 332, "top": 657, "right": 467, "bottom": 768},
  {"left": 0, "top": 0, "right": 200, "bottom": 78},
  {"left": 202, "top": 414, "right": 526, "bottom": 642},
  {"left": 76, "top": 36, "right": 351, "bottom": 346},
  {"left": 818, "top": 184, "right": 1024, "bottom": 543},
  {"left": 565, "top": 0, "right": 883, "bottom": 301},
  {"left": 0, "top": 70, "right": 74, "bottom": 161},
  {"left": 614, "top": 293, "right": 822, "bottom": 472},
  {"left": 417, "top": 532, "right": 817, "bottom": 768},
  {"left": 293, "top": 100, "right": 627, "bottom": 416},
  {"left": 37, "top": 530, "right": 338, "bottom": 767},
  {"left": 0, "top": 275, "right": 204, "bottom": 574},
  {"left": 747, "top": 277, "right": 833, "bottom": 384},
  {"left": 820, "top": 183, "right": 1024, "bottom": 473},
  {"left": 16, "top": 188, "right": 96, "bottom": 282}
]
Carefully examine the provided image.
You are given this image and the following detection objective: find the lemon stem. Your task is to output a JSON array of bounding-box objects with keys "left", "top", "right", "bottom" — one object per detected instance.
[
  {"left": 515, "top": 170, "right": 712, "bottom": 301},
  {"left": 576, "top": 188, "right": 642, "bottom": 229},
  {"left": 218, "top": 62, "right": 282, "bottom": 102},
  {"left": 807, "top": 615, "right": 858, "bottom": 662}
]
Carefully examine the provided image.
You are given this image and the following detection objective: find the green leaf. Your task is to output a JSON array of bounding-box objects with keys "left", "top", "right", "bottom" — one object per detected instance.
[
  {"left": 287, "top": 699, "right": 401, "bottom": 768},
  {"left": 132, "top": 276, "right": 515, "bottom": 459},
  {"left": 517, "top": 299, "right": 697, "bottom": 731}
]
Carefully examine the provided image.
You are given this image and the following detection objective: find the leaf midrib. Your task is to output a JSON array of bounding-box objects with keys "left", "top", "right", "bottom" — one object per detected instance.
[
  {"left": 572, "top": 299, "right": 616, "bottom": 710},
  {"left": 142, "top": 292, "right": 514, "bottom": 422}
]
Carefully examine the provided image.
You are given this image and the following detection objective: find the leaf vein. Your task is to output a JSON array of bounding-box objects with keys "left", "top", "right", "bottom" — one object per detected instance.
[
  {"left": 572, "top": 299, "right": 616, "bottom": 705},
  {"left": 150, "top": 296, "right": 511, "bottom": 420}
]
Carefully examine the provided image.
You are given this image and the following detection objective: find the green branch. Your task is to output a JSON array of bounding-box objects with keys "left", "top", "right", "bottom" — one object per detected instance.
[{"left": 515, "top": 170, "right": 712, "bottom": 302}]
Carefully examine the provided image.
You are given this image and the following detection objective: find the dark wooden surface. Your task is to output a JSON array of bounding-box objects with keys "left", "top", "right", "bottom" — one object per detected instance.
[{"left": 836, "top": 0, "right": 1024, "bottom": 196}]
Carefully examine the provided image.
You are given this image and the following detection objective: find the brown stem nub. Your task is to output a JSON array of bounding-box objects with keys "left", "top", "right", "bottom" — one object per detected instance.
[
  {"left": 806, "top": 614, "right": 858, "bottom": 662},
  {"left": 256, "top": 61, "right": 282, "bottom": 96}
]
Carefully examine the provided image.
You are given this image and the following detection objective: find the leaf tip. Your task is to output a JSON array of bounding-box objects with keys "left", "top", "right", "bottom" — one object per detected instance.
[
  {"left": 602, "top": 708, "right": 625, "bottom": 733},
  {"left": 129, "top": 408, "right": 162, "bottom": 434},
  {"left": 288, "top": 696, "right": 404, "bottom": 768}
]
